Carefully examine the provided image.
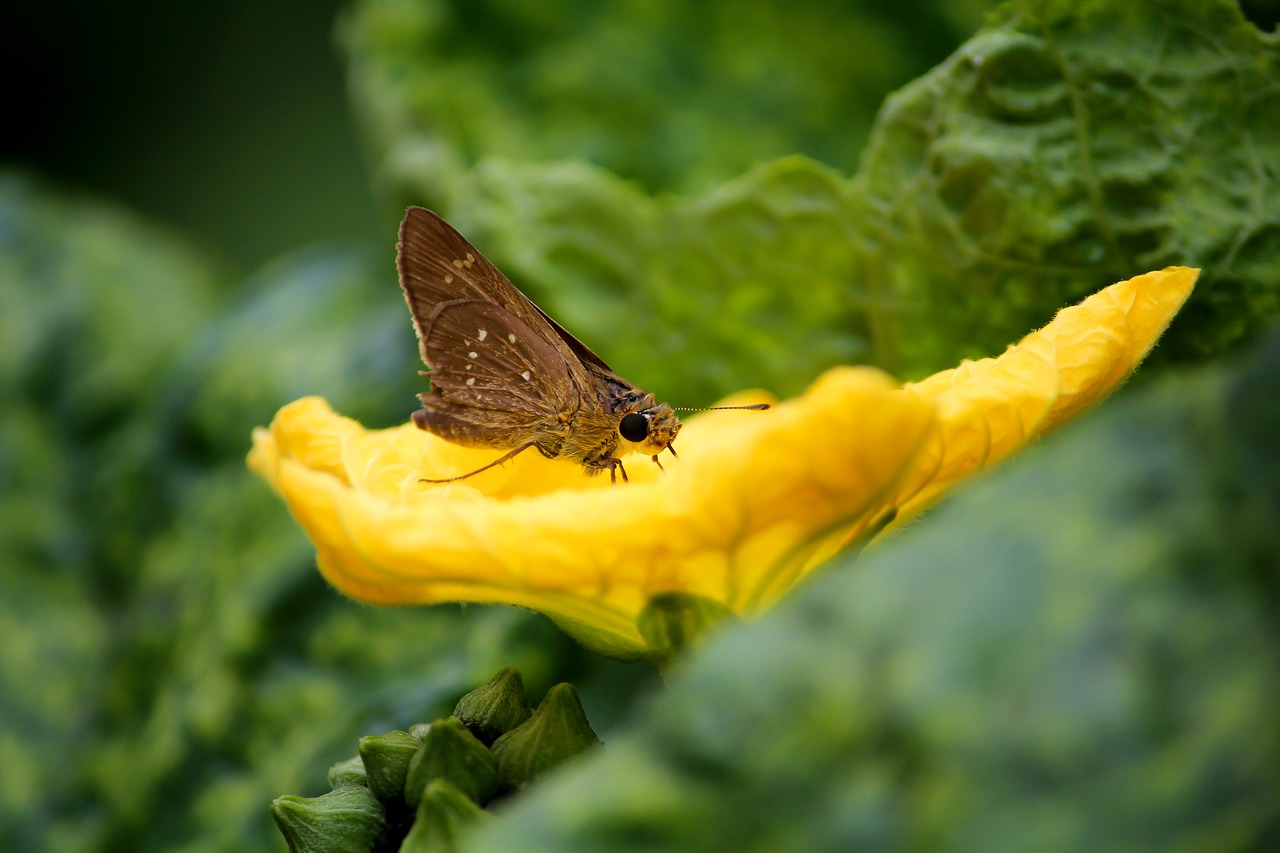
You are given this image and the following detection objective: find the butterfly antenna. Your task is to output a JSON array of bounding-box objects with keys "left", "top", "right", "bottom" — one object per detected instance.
[
  {"left": 672, "top": 403, "right": 771, "bottom": 412},
  {"left": 654, "top": 407, "right": 761, "bottom": 472},
  {"left": 419, "top": 442, "right": 536, "bottom": 483}
]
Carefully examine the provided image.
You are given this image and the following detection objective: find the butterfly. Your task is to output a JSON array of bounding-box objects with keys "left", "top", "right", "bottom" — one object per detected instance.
[{"left": 396, "top": 206, "right": 766, "bottom": 484}]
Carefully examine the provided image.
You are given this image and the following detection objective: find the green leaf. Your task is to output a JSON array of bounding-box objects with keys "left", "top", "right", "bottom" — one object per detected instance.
[
  {"left": 431, "top": 156, "right": 867, "bottom": 403},
  {"left": 349, "top": 0, "right": 1280, "bottom": 399},
  {"left": 0, "top": 175, "right": 225, "bottom": 417},
  {"left": 177, "top": 246, "right": 420, "bottom": 458},
  {"left": 460, "top": 329, "right": 1280, "bottom": 850},
  {"left": 343, "top": 0, "right": 973, "bottom": 196},
  {"left": 854, "top": 0, "right": 1280, "bottom": 375},
  {"left": 0, "top": 174, "right": 223, "bottom": 850}
]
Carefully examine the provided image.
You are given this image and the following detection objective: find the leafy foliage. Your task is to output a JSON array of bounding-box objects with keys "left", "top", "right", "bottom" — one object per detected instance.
[
  {"left": 350, "top": 0, "right": 1279, "bottom": 395},
  {"left": 855, "top": 0, "right": 1280, "bottom": 375},
  {"left": 344, "top": 0, "right": 974, "bottom": 196},
  {"left": 2, "top": 0, "right": 1278, "bottom": 850}
]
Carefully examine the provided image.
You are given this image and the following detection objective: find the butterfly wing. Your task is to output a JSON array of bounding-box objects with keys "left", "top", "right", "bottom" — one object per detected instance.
[
  {"left": 417, "top": 299, "right": 588, "bottom": 446},
  {"left": 397, "top": 206, "right": 617, "bottom": 374},
  {"left": 397, "top": 207, "right": 602, "bottom": 449}
]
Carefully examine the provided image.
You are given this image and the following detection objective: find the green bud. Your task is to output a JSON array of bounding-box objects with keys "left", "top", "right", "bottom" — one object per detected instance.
[
  {"left": 491, "top": 683, "right": 602, "bottom": 791},
  {"left": 270, "top": 785, "right": 385, "bottom": 853},
  {"left": 327, "top": 755, "right": 368, "bottom": 789},
  {"left": 399, "top": 779, "right": 490, "bottom": 853},
  {"left": 637, "top": 592, "right": 737, "bottom": 665},
  {"left": 405, "top": 717, "right": 498, "bottom": 807},
  {"left": 358, "top": 730, "right": 422, "bottom": 802},
  {"left": 452, "top": 666, "right": 533, "bottom": 745}
]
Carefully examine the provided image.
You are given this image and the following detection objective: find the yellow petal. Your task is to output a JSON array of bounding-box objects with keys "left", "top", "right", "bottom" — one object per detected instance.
[
  {"left": 249, "top": 369, "right": 936, "bottom": 659},
  {"left": 894, "top": 267, "right": 1198, "bottom": 520},
  {"left": 248, "top": 267, "right": 1195, "bottom": 659}
]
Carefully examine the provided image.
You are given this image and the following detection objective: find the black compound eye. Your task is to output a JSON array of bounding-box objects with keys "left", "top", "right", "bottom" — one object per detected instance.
[{"left": 619, "top": 412, "right": 650, "bottom": 443}]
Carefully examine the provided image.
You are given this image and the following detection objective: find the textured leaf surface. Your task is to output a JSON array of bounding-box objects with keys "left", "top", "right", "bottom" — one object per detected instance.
[
  {"left": 855, "top": 0, "right": 1280, "bottom": 375},
  {"left": 0, "top": 175, "right": 224, "bottom": 850},
  {"left": 348, "top": 0, "right": 1278, "bottom": 397},
  {"left": 343, "top": 0, "right": 970, "bottom": 196}
]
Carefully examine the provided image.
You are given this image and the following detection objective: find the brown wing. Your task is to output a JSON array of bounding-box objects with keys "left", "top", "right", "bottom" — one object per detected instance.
[
  {"left": 397, "top": 206, "right": 617, "bottom": 374},
  {"left": 419, "top": 299, "right": 586, "bottom": 444}
]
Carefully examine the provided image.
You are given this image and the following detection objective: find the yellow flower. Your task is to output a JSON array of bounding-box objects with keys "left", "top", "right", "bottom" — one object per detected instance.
[{"left": 248, "top": 267, "right": 1197, "bottom": 660}]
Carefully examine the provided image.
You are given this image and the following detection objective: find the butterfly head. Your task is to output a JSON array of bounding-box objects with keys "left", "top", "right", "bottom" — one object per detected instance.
[{"left": 616, "top": 402, "right": 681, "bottom": 457}]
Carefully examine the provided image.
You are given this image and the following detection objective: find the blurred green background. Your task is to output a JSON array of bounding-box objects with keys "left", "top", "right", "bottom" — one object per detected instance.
[
  {"left": 4, "top": 0, "right": 379, "bottom": 271},
  {"left": 2, "top": 0, "right": 1000, "bottom": 272},
  {"left": 3, "top": 0, "right": 1279, "bottom": 850}
]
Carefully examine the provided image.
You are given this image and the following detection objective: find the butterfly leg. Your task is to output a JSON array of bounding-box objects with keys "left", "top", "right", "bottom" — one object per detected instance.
[
  {"left": 586, "top": 456, "right": 629, "bottom": 484},
  {"left": 583, "top": 455, "right": 632, "bottom": 481},
  {"left": 419, "top": 442, "right": 536, "bottom": 483}
]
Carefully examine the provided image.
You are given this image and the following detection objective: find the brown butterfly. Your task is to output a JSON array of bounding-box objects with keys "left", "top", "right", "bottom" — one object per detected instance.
[{"left": 396, "top": 206, "right": 766, "bottom": 484}]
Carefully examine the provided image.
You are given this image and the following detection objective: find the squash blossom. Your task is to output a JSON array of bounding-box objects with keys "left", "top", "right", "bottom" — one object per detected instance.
[{"left": 248, "top": 267, "right": 1197, "bottom": 660}]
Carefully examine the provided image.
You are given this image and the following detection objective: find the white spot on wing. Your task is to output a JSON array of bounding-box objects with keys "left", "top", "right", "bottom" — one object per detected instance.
[
  {"left": 466, "top": 377, "right": 475, "bottom": 386},
  {"left": 443, "top": 274, "right": 454, "bottom": 284},
  {"left": 452, "top": 259, "right": 464, "bottom": 269},
  {"left": 477, "top": 329, "right": 488, "bottom": 341},
  {"left": 521, "top": 370, "right": 531, "bottom": 381},
  {"left": 469, "top": 351, "right": 478, "bottom": 359},
  {"left": 507, "top": 333, "right": 517, "bottom": 343}
]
